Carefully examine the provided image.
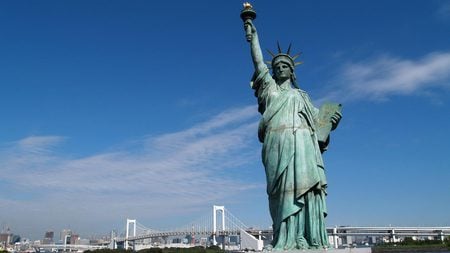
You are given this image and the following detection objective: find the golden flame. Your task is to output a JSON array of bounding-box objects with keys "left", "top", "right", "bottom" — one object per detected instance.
[{"left": 243, "top": 2, "right": 253, "bottom": 9}]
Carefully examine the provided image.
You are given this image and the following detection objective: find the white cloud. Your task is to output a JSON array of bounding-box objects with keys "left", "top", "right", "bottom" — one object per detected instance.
[
  {"left": 17, "top": 136, "right": 65, "bottom": 151},
  {"left": 0, "top": 105, "right": 263, "bottom": 238},
  {"left": 320, "top": 52, "right": 450, "bottom": 102}
]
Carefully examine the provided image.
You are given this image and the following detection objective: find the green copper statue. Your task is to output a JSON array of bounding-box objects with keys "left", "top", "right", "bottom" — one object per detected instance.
[{"left": 241, "top": 3, "right": 342, "bottom": 250}]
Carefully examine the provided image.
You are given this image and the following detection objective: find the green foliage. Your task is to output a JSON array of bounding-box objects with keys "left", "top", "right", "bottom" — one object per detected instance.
[
  {"left": 377, "top": 237, "right": 445, "bottom": 247},
  {"left": 137, "top": 248, "right": 162, "bottom": 253},
  {"left": 205, "top": 245, "right": 221, "bottom": 251},
  {"left": 400, "top": 237, "right": 443, "bottom": 246},
  {"left": 84, "top": 249, "right": 133, "bottom": 253},
  {"left": 445, "top": 236, "right": 450, "bottom": 248},
  {"left": 373, "top": 237, "right": 450, "bottom": 252},
  {"left": 137, "top": 246, "right": 224, "bottom": 253},
  {"left": 85, "top": 246, "right": 224, "bottom": 253}
]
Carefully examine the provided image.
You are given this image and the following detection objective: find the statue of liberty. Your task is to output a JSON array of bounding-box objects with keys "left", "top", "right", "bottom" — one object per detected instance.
[{"left": 241, "top": 3, "right": 342, "bottom": 250}]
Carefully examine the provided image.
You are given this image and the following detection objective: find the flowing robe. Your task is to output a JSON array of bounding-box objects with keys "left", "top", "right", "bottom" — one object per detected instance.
[{"left": 251, "top": 67, "right": 329, "bottom": 250}]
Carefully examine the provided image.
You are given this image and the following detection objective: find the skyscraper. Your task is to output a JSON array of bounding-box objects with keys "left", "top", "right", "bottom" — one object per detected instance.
[{"left": 43, "top": 231, "right": 54, "bottom": 244}]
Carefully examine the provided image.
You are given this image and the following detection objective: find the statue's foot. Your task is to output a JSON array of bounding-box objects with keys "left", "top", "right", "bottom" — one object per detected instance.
[
  {"left": 296, "top": 236, "right": 309, "bottom": 250},
  {"left": 283, "top": 240, "right": 297, "bottom": 251},
  {"left": 308, "top": 239, "right": 320, "bottom": 250}
]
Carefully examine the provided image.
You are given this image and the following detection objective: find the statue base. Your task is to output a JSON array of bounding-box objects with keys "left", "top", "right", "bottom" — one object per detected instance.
[{"left": 263, "top": 248, "right": 371, "bottom": 253}]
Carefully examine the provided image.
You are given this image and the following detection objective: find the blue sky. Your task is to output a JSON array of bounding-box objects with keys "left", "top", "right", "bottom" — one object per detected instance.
[{"left": 1, "top": 1, "right": 449, "bottom": 240}]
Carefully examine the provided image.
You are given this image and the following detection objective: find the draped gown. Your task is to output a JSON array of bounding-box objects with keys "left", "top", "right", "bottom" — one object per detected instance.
[{"left": 251, "top": 67, "right": 329, "bottom": 250}]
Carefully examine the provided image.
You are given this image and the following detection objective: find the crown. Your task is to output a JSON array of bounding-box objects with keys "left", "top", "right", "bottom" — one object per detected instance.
[{"left": 266, "top": 42, "right": 303, "bottom": 69}]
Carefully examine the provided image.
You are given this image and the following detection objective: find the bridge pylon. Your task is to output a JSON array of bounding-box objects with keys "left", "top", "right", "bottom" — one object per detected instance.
[
  {"left": 212, "top": 205, "right": 225, "bottom": 246},
  {"left": 125, "top": 219, "right": 136, "bottom": 250}
]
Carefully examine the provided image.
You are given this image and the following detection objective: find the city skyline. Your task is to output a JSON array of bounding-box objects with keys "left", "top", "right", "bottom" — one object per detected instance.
[{"left": 0, "top": 1, "right": 449, "bottom": 240}]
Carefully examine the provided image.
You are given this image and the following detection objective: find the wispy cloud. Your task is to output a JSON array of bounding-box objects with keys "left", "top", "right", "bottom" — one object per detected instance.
[
  {"left": 17, "top": 136, "right": 65, "bottom": 152},
  {"left": 0, "top": 105, "right": 262, "bottom": 237},
  {"left": 320, "top": 52, "right": 450, "bottom": 102}
]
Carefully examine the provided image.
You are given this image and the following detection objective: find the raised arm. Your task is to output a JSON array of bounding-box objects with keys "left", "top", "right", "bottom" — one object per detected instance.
[{"left": 244, "top": 20, "right": 266, "bottom": 74}]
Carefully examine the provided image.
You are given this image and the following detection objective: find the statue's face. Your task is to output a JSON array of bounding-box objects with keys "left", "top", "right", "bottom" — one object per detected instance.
[{"left": 274, "top": 62, "right": 292, "bottom": 82}]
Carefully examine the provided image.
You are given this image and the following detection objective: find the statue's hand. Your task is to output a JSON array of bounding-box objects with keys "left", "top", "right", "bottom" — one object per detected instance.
[
  {"left": 331, "top": 111, "right": 342, "bottom": 130},
  {"left": 244, "top": 20, "right": 257, "bottom": 41}
]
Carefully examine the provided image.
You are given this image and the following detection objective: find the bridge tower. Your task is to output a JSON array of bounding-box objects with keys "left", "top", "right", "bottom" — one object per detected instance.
[
  {"left": 212, "top": 205, "right": 225, "bottom": 246},
  {"left": 125, "top": 219, "right": 136, "bottom": 250}
]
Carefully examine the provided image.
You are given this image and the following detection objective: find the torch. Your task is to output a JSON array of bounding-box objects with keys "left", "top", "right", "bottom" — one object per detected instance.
[{"left": 240, "top": 2, "right": 257, "bottom": 42}]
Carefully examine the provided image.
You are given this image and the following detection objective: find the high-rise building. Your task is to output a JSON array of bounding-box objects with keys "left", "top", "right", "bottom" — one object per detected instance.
[
  {"left": 0, "top": 226, "right": 12, "bottom": 247},
  {"left": 0, "top": 233, "right": 11, "bottom": 245},
  {"left": 70, "top": 234, "right": 79, "bottom": 245},
  {"left": 60, "top": 229, "right": 72, "bottom": 244},
  {"left": 43, "top": 231, "right": 54, "bottom": 244}
]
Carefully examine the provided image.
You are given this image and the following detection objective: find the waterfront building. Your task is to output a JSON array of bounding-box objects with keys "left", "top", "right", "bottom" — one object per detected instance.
[
  {"left": 0, "top": 232, "right": 11, "bottom": 245},
  {"left": 60, "top": 229, "right": 72, "bottom": 244},
  {"left": 70, "top": 234, "right": 79, "bottom": 245},
  {"left": 43, "top": 230, "right": 54, "bottom": 244}
]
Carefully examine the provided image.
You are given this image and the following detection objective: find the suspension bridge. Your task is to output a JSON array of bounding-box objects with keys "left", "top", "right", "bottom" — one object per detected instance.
[
  {"left": 114, "top": 205, "right": 263, "bottom": 251},
  {"left": 112, "top": 205, "right": 450, "bottom": 251}
]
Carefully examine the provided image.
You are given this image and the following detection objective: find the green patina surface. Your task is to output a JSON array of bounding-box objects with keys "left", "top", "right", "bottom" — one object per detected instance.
[{"left": 241, "top": 3, "right": 342, "bottom": 251}]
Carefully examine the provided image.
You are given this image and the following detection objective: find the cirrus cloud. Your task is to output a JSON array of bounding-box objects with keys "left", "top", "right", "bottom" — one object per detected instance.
[
  {"left": 0, "top": 105, "right": 263, "bottom": 239},
  {"left": 320, "top": 52, "right": 450, "bottom": 102}
]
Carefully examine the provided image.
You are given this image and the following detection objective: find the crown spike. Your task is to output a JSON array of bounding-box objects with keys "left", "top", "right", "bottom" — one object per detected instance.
[
  {"left": 277, "top": 41, "right": 282, "bottom": 53},
  {"left": 292, "top": 52, "right": 302, "bottom": 60},
  {"left": 287, "top": 43, "right": 292, "bottom": 55},
  {"left": 295, "top": 61, "right": 304, "bottom": 66},
  {"left": 266, "top": 49, "right": 276, "bottom": 57}
]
